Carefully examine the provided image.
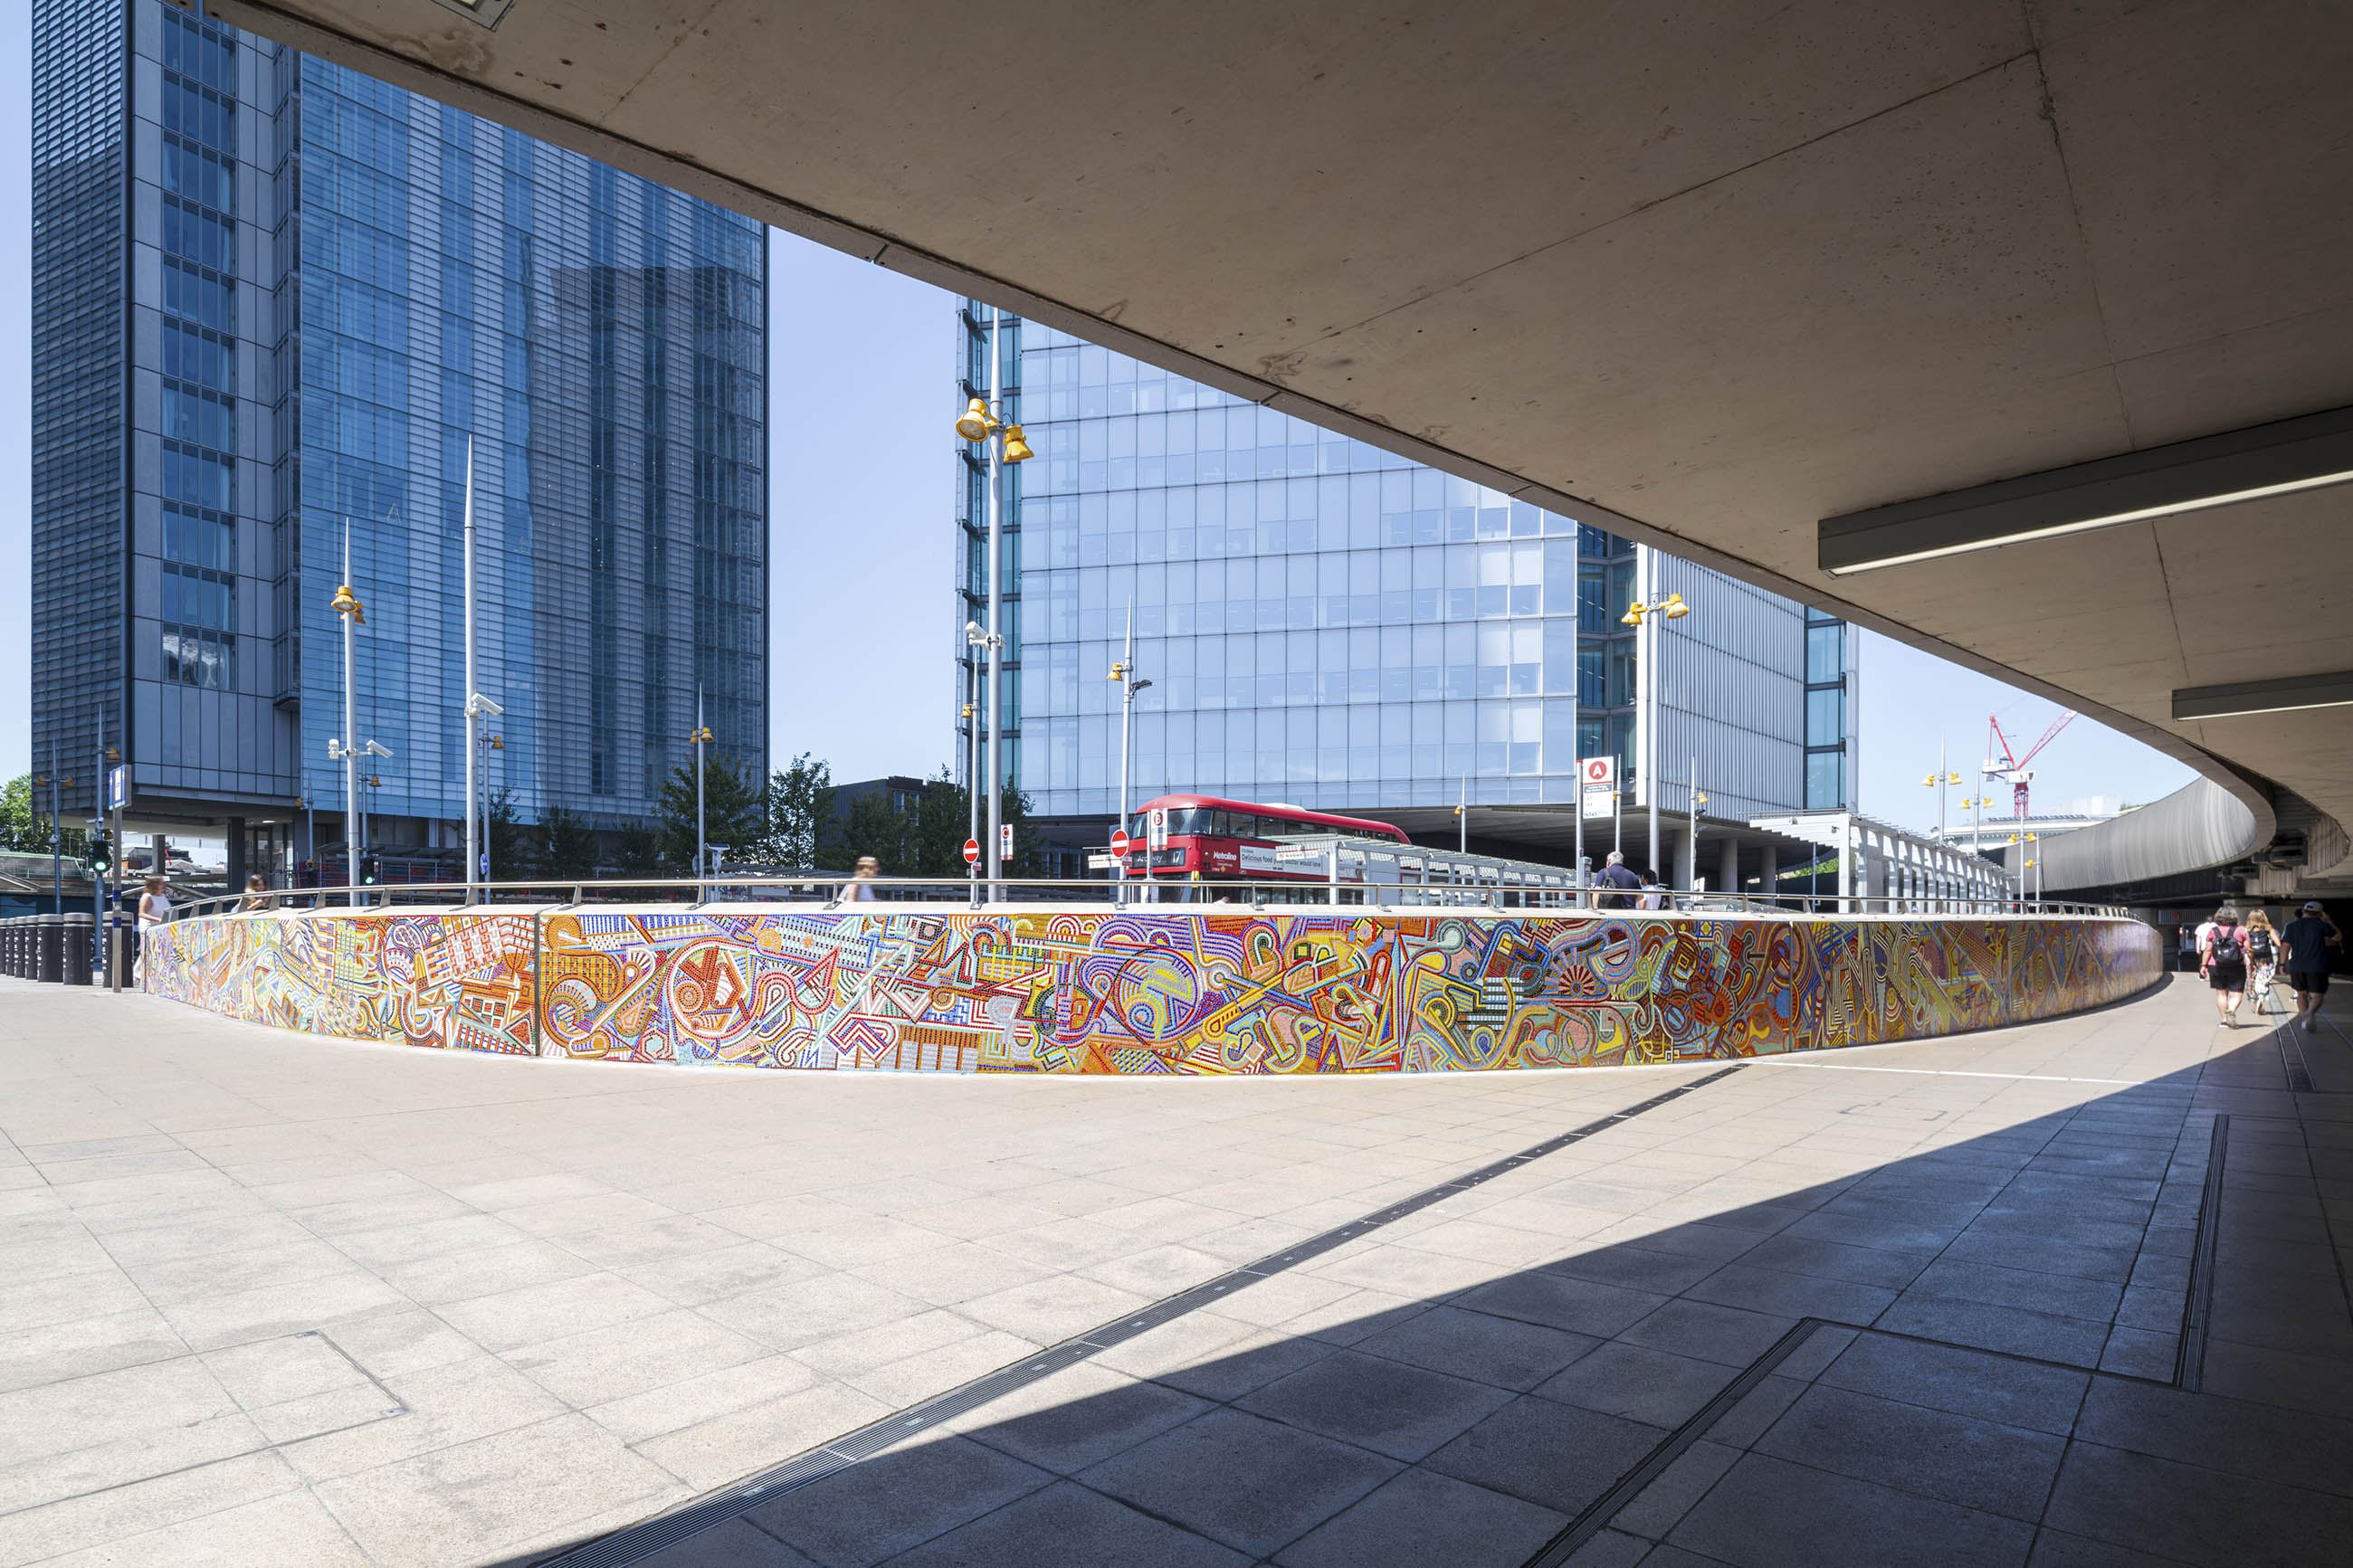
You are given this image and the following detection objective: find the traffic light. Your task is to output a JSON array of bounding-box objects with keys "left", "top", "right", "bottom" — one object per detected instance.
[
  {"left": 85, "top": 830, "right": 110, "bottom": 878},
  {"left": 360, "top": 851, "right": 381, "bottom": 886}
]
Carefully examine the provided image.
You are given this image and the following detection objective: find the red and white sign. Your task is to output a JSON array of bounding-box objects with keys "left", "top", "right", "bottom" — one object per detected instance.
[
  {"left": 1146, "top": 807, "right": 1170, "bottom": 851},
  {"left": 999, "top": 823, "right": 1014, "bottom": 862},
  {"left": 1110, "top": 828, "right": 1131, "bottom": 859},
  {"left": 1579, "top": 755, "right": 1616, "bottom": 787},
  {"left": 962, "top": 837, "right": 981, "bottom": 866}
]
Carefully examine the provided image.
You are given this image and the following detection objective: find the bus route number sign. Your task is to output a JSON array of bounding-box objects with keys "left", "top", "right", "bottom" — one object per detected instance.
[
  {"left": 1579, "top": 756, "right": 1615, "bottom": 787},
  {"left": 1146, "top": 807, "right": 1170, "bottom": 851}
]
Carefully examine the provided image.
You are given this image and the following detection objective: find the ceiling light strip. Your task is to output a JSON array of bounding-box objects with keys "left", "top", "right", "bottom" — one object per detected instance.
[
  {"left": 2171, "top": 670, "right": 2353, "bottom": 722},
  {"left": 1818, "top": 405, "right": 2353, "bottom": 576}
]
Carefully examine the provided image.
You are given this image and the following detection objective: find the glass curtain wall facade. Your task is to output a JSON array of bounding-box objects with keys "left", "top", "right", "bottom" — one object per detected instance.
[
  {"left": 957, "top": 305, "right": 1852, "bottom": 840},
  {"left": 31, "top": 0, "right": 768, "bottom": 862}
]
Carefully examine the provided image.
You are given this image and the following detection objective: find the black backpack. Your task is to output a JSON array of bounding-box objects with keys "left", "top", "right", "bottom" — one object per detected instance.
[{"left": 2209, "top": 927, "right": 2243, "bottom": 964}]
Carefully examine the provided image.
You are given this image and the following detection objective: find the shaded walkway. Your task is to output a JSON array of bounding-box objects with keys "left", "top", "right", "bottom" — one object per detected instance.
[{"left": 0, "top": 976, "right": 2347, "bottom": 1564}]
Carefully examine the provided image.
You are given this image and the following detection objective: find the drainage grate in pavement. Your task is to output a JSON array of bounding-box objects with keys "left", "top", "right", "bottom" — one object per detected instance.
[{"left": 539, "top": 1064, "right": 1748, "bottom": 1568}]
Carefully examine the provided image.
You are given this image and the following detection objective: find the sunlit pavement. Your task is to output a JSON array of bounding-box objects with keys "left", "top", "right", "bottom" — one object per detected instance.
[{"left": 1, "top": 976, "right": 2348, "bottom": 1567}]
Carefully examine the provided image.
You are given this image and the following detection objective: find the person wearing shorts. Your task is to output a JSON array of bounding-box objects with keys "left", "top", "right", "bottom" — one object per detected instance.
[
  {"left": 2245, "top": 911, "right": 2281, "bottom": 1014},
  {"left": 2202, "top": 910, "right": 2249, "bottom": 1027},
  {"left": 2282, "top": 901, "right": 2341, "bottom": 1034}
]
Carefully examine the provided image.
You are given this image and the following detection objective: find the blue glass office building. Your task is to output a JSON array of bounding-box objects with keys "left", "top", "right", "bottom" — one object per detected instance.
[
  {"left": 956, "top": 305, "right": 1854, "bottom": 873},
  {"left": 31, "top": 1, "right": 767, "bottom": 878}
]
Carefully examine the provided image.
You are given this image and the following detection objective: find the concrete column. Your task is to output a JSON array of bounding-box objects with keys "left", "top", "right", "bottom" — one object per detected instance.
[
  {"left": 225, "top": 819, "right": 246, "bottom": 892},
  {"left": 1718, "top": 836, "right": 1739, "bottom": 897},
  {"left": 151, "top": 834, "right": 168, "bottom": 879},
  {"left": 1760, "top": 844, "right": 1779, "bottom": 902}
]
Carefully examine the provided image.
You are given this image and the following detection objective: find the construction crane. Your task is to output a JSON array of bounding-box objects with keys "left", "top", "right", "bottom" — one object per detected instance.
[{"left": 1985, "top": 710, "right": 2076, "bottom": 821}]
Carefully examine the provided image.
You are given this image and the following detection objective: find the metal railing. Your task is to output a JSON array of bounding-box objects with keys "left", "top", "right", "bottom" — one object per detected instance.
[{"left": 163, "top": 875, "right": 2134, "bottom": 924}]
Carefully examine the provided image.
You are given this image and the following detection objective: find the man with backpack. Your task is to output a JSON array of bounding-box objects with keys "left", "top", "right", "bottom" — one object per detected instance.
[{"left": 1594, "top": 851, "right": 1643, "bottom": 911}]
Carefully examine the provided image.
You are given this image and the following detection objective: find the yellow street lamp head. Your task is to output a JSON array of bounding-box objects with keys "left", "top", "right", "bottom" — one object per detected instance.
[
  {"left": 1947, "top": 772, "right": 1962, "bottom": 785},
  {"left": 1621, "top": 601, "right": 1647, "bottom": 627},
  {"left": 1660, "top": 593, "right": 1690, "bottom": 620},
  {"left": 1002, "top": 423, "right": 1034, "bottom": 463},
  {"left": 329, "top": 583, "right": 365, "bottom": 623},
  {"left": 955, "top": 397, "right": 993, "bottom": 442}
]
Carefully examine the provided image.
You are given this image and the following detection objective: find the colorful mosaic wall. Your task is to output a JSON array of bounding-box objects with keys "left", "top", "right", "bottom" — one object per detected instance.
[{"left": 146, "top": 908, "right": 2162, "bottom": 1073}]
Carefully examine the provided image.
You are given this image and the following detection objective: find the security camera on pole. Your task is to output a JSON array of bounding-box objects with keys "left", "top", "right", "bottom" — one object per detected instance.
[
  {"left": 461, "top": 438, "right": 503, "bottom": 901},
  {"left": 953, "top": 307, "right": 1034, "bottom": 900}
]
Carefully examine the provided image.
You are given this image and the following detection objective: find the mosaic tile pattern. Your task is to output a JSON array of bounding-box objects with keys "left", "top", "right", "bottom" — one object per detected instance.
[{"left": 145, "top": 908, "right": 2162, "bottom": 1073}]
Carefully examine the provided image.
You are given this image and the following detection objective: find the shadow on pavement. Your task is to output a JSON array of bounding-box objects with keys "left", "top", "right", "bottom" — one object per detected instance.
[{"left": 498, "top": 1026, "right": 2353, "bottom": 1568}]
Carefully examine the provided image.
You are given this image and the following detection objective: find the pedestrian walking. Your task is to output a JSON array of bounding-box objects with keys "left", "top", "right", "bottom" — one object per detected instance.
[
  {"left": 2202, "top": 908, "right": 2249, "bottom": 1027},
  {"left": 2282, "top": 900, "right": 2342, "bottom": 1034},
  {"left": 1637, "top": 869, "right": 1667, "bottom": 911},
  {"left": 1595, "top": 851, "right": 1642, "bottom": 910},
  {"left": 847, "top": 856, "right": 882, "bottom": 903},
  {"left": 238, "top": 874, "right": 273, "bottom": 914},
  {"left": 133, "top": 874, "right": 172, "bottom": 984},
  {"left": 2245, "top": 910, "right": 2281, "bottom": 1014}
]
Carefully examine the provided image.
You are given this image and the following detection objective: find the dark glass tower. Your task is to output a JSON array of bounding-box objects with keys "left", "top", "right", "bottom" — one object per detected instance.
[{"left": 30, "top": 0, "right": 767, "bottom": 878}]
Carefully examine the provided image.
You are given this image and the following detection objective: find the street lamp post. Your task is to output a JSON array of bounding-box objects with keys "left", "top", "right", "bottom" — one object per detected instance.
[
  {"left": 329, "top": 522, "right": 365, "bottom": 908},
  {"left": 690, "top": 689, "right": 713, "bottom": 891},
  {"left": 954, "top": 309, "right": 1034, "bottom": 901},
  {"left": 1110, "top": 602, "right": 1153, "bottom": 905},
  {"left": 962, "top": 621, "right": 990, "bottom": 905},
  {"left": 1622, "top": 576, "right": 1690, "bottom": 884},
  {"left": 1687, "top": 758, "right": 1706, "bottom": 896},
  {"left": 460, "top": 437, "right": 503, "bottom": 905}
]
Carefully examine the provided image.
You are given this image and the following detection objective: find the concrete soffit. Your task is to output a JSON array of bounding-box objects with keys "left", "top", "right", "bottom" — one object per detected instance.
[{"left": 206, "top": 0, "right": 2298, "bottom": 851}]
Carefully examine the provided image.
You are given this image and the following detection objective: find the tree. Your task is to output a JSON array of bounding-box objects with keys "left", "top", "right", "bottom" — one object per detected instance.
[
  {"left": 485, "top": 787, "right": 535, "bottom": 880},
  {"left": 656, "top": 755, "right": 765, "bottom": 872},
  {"left": 911, "top": 768, "right": 971, "bottom": 877},
  {"left": 613, "top": 820, "right": 664, "bottom": 878},
  {"left": 759, "top": 753, "right": 834, "bottom": 868},
  {"left": 541, "top": 805, "right": 598, "bottom": 879},
  {"left": 835, "top": 786, "right": 914, "bottom": 874},
  {"left": 0, "top": 775, "right": 43, "bottom": 853}
]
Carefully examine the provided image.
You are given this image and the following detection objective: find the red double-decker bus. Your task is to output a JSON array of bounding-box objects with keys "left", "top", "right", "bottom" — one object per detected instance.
[{"left": 1118, "top": 794, "right": 1409, "bottom": 881}]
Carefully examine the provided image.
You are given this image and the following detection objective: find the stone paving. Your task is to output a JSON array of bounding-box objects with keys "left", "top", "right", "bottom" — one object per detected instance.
[{"left": 0, "top": 973, "right": 2348, "bottom": 1566}]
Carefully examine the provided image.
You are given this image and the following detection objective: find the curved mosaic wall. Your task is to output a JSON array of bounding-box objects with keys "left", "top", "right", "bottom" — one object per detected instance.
[{"left": 144, "top": 907, "right": 2162, "bottom": 1073}]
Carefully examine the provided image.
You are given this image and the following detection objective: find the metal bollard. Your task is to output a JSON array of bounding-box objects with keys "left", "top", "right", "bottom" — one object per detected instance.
[
  {"left": 62, "top": 913, "right": 92, "bottom": 985},
  {"left": 37, "top": 914, "right": 62, "bottom": 984}
]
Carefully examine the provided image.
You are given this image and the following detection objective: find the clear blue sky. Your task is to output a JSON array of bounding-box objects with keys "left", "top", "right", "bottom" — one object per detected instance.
[{"left": 0, "top": 40, "right": 2193, "bottom": 836}]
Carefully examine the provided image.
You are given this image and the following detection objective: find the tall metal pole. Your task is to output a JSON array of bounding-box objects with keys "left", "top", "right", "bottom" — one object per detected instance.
[
  {"left": 1116, "top": 602, "right": 1134, "bottom": 905},
  {"left": 967, "top": 656, "right": 980, "bottom": 903},
  {"left": 1643, "top": 546, "right": 1661, "bottom": 881},
  {"left": 92, "top": 710, "right": 104, "bottom": 975},
  {"left": 49, "top": 742, "right": 62, "bottom": 916},
  {"left": 695, "top": 686, "right": 708, "bottom": 882},
  {"left": 342, "top": 522, "right": 359, "bottom": 909},
  {"left": 1458, "top": 775, "right": 1467, "bottom": 854},
  {"left": 1687, "top": 753, "right": 1699, "bottom": 891},
  {"left": 984, "top": 308, "right": 1004, "bottom": 902},
  {"left": 462, "top": 438, "right": 479, "bottom": 903}
]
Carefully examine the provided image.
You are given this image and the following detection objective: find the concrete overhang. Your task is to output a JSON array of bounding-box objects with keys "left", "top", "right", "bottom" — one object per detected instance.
[{"left": 210, "top": 0, "right": 2353, "bottom": 873}]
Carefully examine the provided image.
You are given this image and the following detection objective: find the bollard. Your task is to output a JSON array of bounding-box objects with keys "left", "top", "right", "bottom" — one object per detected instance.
[
  {"left": 108, "top": 914, "right": 136, "bottom": 990},
  {"left": 62, "top": 914, "right": 93, "bottom": 985},
  {"left": 37, "top": 914, "right": 62, "bottom": 984}
]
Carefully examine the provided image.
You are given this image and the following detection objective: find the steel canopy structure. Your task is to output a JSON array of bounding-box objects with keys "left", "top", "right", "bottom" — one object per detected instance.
[{"left": 211, "top": 0, "right": 2353, "bottom": 891}]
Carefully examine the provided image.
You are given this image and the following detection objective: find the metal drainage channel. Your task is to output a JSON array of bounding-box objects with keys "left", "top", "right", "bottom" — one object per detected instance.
[{"left": 544, "top": 1064, "right": 1748, "bottom": 1568}]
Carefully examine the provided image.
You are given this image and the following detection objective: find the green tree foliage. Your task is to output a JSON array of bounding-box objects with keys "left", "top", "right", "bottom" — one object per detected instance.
[
  {"left": 485, "top": 787, "right": 535, "bottom": 880},
  {"left": 656, "top": 755, "right": 766, "bottom": 873},
  {"left": 835, "top": 786, "right": 913, "bottom": 874},
  {"left": 613, "top": 821, "right": 664, "bottom": 878},
  {"left": 1, "top": 775, "right": 44, "bottom": 853},
  {"left": 759, "top": 753, "right": 834, "bottom": 869},
  {"left": 540, "top": 805, "right": 598, "bottom": 879},
  {"left": 827, "top": 772, "right": 1037, "bottom": 880}
]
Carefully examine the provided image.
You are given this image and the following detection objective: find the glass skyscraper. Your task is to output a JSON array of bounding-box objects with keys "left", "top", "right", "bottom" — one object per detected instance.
[
  {"left": 31, "top": 0, "right": 767, "bottom": 879},
  {"left": 955, "top": 304, "right": 1853, "bottom": 870}
]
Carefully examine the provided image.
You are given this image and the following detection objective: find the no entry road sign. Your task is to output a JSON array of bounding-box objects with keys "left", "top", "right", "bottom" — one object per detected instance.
[
  {"left": 1110, "top": 829, "right": 1131, "bottom": 858},
  {"left": 962, "top": 837, "right": 980, "bottom": 866}
]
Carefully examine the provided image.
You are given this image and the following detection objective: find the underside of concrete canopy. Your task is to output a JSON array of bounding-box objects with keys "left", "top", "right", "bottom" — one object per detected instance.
[{"left": 213, "top": 0, "right": 2353, "bottom": 888}]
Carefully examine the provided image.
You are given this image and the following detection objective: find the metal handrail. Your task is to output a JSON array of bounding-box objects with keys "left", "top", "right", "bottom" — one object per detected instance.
[{"left": 160, "top": 875, "right": 2137, "bottom": 924}]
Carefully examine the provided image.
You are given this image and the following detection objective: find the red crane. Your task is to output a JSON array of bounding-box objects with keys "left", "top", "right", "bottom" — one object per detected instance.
[{"left": 1985, "top": 711, "right": 2077, "bottom": 821}]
